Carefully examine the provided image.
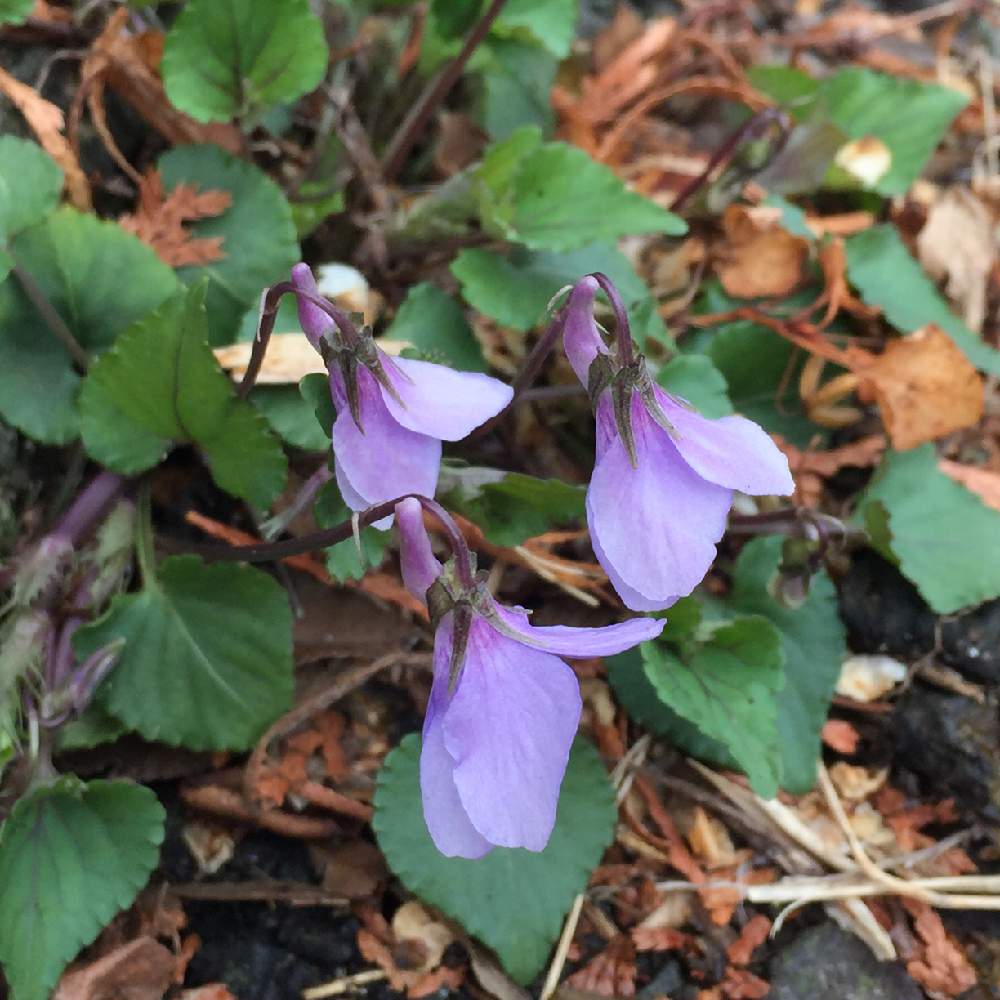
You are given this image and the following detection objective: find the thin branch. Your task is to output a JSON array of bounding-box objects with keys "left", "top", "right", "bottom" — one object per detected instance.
[{"left": 381, "top": 0, "right": 508, "bottom": 181}]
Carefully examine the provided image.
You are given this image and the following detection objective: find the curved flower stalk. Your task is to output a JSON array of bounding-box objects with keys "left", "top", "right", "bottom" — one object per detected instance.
[
  {"left": 563, "top": 275, "right": 794, "bottom": 612},
  {"left": 290, "top": 264, "right": 512, "bottom": 523},
  {"left": 395, "top": 497, "right": 664, "bottom": 859}
]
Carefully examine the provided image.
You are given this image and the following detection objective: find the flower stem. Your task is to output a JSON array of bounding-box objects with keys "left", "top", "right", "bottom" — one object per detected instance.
[
  {"left": 380, "top": 0, "right": 509, "bottom": 182},
  {"left": 134, "top": 479, "right": 159, "bottom": 589},
  {"left": 591, "top": 272, "right": 634, "bottom": 366},
  {"left": 51, "top": 470, "right": 127, "bottom": 549}
]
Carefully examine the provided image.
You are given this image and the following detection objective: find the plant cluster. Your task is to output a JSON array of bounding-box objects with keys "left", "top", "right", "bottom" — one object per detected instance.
[{"left": 1, "top": 0, "right": 999, "bottom": 996}]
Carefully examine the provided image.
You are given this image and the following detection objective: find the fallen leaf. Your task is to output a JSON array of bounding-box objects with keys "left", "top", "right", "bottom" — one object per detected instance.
[
  {"left": 181, "top": 820, "right": 236, "bottom": 875},
  {"left": 849, "top": 325, "right": 984, "bottom": 450},
  {"left": 917, "top": 187, "right": 995, "bottom": 333},
  {"left": 392, "top": 902, "right": 456, "bottom": 975},
  {"left": 686, "top": 805, "right": 739, "bottom": 869},
  {"left": 315, "top": 840, "right": 387, "bottom": 899},
  {"left": 835, "top": 654, "right": 907, "bottom": 702},
  {"left": 119, "top": 169, "right": 232, "bottom": 267},
  {"left": 53, "top": 936, "right": 175, "bottom": 1000},
  {"left": 939, "top": 460, "right": 1000, "bottom": 512},
  {"left": 903, "top": 899, "right": 978, "bottom": 997},
  {"left": 213, "top": 333, "right": 327, "bottom": 384},
  {"left": 715, "top": 204, "right": 809, "bottom": 299},
  {"left": 720, "top": 967, "right": 770, "bottom": 1000},
  {"left": 821, "top": 719, "right": 861, "bottom": 754},
  {"left": 726, "top": 914, "right": 771, "bottom": 966},
  {"left": 828, "top": 762, "right": 888, "bottom": 802},
  {"left": 566, "top": 935, "right": 637, "bottom": 997},
  {"left": 0, "top": 65, "right": 90, "bottom": 209}
]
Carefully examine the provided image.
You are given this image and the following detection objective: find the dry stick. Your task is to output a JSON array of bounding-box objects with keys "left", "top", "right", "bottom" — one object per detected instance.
[
  {"left": 171, "top": 880, "right": 348, "bottom": 908},
  {"left": 380, "top": 0, "right": 508, "bottom": 182},
  {"left": 303, "top": 970, "right": 388, "bottom": 1000},
  {"left": 12, "top": 260, "right": 89, "bottom": 369},
  {"left": 539, "top": 891, "right": 585, "bottom": 1000}
]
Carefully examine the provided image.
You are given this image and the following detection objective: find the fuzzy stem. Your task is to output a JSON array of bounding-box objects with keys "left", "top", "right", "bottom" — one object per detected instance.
[
  {"left": 381, "top": 0, "right": 509, "bottom": 181},
  {"left": 418, "top": 497, "right": 475, "bottom": 589},
  {"left": 12, "top": 260, "right": 90, "bottom": 369}
]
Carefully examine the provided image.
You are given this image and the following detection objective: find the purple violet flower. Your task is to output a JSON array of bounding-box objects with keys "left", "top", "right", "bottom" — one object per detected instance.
[
  {"left": 290, "top": 264, "right": 512, "bottom": 521},
  {"left": 563, "top": 275, "right": 795, "bottom": 612},
  {"left": 395, "top": 497, "right": 664, "bottom": 859}
]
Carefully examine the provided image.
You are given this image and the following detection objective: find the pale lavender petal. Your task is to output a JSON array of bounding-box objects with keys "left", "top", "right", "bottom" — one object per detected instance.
[
  {"left": 562, "top": 276, "right": 609, "bottom": 385},
  {"left": 379, "top": 356, "right": 512, "bottom": 441},
  {"left": 589, "top": 527, "right": 682, "bottom": 612},
  {"left": 491, "top": 601, "right": 663, "bottom": 656},
  {"left": 654, "top": 386, "right": 794, "bottom": 496},
  {"left": 291, "top": 262, "right": 332, "bottom": 352},
  {"left": 442, "top": 617, "right": 581, "bottom": 852},
  {"left": 396, "top": 497, "right": 442, "bottom": 598},
  {"left": 588, "top": 396, "right": 733, "bottom": 609},
  {"left": 332, "top": 367, "right": 441, "bottom": 515}
]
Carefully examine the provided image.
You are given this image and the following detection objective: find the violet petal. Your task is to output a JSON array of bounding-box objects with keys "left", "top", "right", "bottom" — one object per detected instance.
[
  {"left": 396, "top": 497, "right": 442, "bottom": 598},
  {"left": 653, "top": 386, "right": 794, "bottom": 496},
  {"left": 380, "top": 356, "right": 513, "bottom": 442},
  {"left": 588, "top": 395, "right": 733, "bottom": 609},
  {"left": 562, "top": 276, "right": 608, "bottom": 385},
  {"left": 442, "top": 617, "right": 581, "bottom": 852}
]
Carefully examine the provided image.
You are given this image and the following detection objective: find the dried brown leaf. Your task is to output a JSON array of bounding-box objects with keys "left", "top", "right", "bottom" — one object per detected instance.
[
  {"left": 917, "top": 187, "right": 994, "bottom": 333},
  {"left": 53, "top": 936, "right": 175, "bottom": 1000},
  {"left": 0, "top": 65, "right": 90, "bottom": 209},
  {"left": 566, "top": 935, "right": 637, "bottom": 997},
  {"left": 821, "top": 719, "right": 861, "bottom": 754},
  {"left": 850, "top": 325, "right": 984, "bottom": 450},
  {"left": 715, "top": 205, "right": 808, "bottom": 299},
  {"left": 119, "top": 169, "right": 231, "bottom": 267},
  {"left": 903, "top": 899, "right": 978, "bottom": 997},
  {"left": 726, "top": 915, "right": 772, "bottom": 967}
]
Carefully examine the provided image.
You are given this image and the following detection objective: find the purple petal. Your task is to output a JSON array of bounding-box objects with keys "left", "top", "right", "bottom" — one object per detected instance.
[
  {"left": 491, "top": 601, "right": 664, "bottom": 656},
  {"left": 442, "top": 617, "right": 582, "bottom": 852},
  {"left": 562, "top": 276, "right": 609, "bottom": 385},
  {"left": 588, "top": 396, "right": 733, "bottom": 609},
  {"left": 590, "top": 527, "right": 683, "bottom": 612},
  {"left": 332, "top": 367, "right": 441, "bottom": 516},
  {"left": 654, "top": 387, "right": 794, "bottom": 496},
  {"left": 396, "top": 497, "right": 442, "bottom": 598},
  {"left": 378, "top": 356, "right": 512, "bottom": 441},
  {"left": 290, "top": 263, "right": 331, "bottom": 353},
  {"left": 420, "top": 624, "right": 494, "bottom": 859}
]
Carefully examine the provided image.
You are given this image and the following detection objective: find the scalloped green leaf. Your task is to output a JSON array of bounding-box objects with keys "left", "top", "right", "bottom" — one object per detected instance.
[
  {"left": 374, "top": 736, "right": 615, "bottom": 983},
  {"left": 159, "top": 145, "right": 299, "bottom": 345},
  {"left": 76, "top": 556, "right": 294, "bottom": 750},
  {"left": 162, "top": 0, "right": 328, "bottom": 123},
  {"left": 314, "top": 479, "right": 389, "bottom": 583},
  {"left": 79, "top": 285, "right": 287, "bottom": 507},
  {"left": 0, "top": 137, "right": 62, "bottom": 238},
  {"left": 0, "top": 777, "right": 164, "bottom": 1000},
  {"left": 858, "top": 444, "right": 1000, "bottom": 614},
  {"left": 0, "top": 0, "right": 33, "bottom": 27},
  {"left": 0, "top": 208, "right": 178, "bottom": 444}
]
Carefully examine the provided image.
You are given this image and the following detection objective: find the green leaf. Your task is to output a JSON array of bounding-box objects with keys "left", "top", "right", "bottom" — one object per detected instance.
[
  {"left": 607, "top": 646, "right": 734, "bottom": 772},
  {"left": 706, "top": 318, "right": 819, "bottom": 446},
  {"left": 439, "top": 466, "right": 585, "bottom": 547},
  {"left": 79, "top": 286, "right": 288, "bottom": 507},
  {"left": 475, "top": 127, "right": 685, "bottom": 251},
  {"left": 251, "top": 384, "right": 331, "bottom": 451},
  {"left": 641, "top": 616, "right": 786, "bottom": 797},
  {"left": 0, "top": 138, "right": 62, "bottom": 237},
  {"left": 76, "top": 555, "right": 294, "bottom": 750},
  {"left": 751, "top": 65, "right": 968, "bottom": 196},
  {"left": 496, "top": 0, "right": 578, "bottom": 59},
  {"left": 451, "top": 242, "right": 667, "bottom": 344},
  {"left": 858, "top": 444, "right": 1000, "bottom": 614},
  {"left": 728, "top": 537, "right": 846, "bottom": 793},
  {"left": 472, "top": 38, "right": 556, "bottom": 140},
  {"left": 374, "top": 736, "right": 615, "bottom": 983},
  {"left": 314, "top": 479, "right": 388, "bottom": 582},
  {"left": 159, "top": 145, "right": 299, "bottom": 344},
  {"left": 299, "top": 371, "right": 336, "bottom": 440},
  {"left": 0, "top": 0, "right": 32, "bottom": 27},
  {"left": 845, "top": 224, "right": 1000, "bottom": 377},
  {"left": 385, "top": 283, "right": 486, "bottom": 372},
  {"left": 430, "top": 0, "right": 481, "bottom": 39},
  {"left": 0, "top": 777, "right": 164, "bottom": 1000},
  {"left": 656, "top": 355, "right": 732, "bottom": 419},
  {"left": 56, "top": 703, "right": 128, "bottom": 752},
  {"left": 0, "top": 208, "right": 179, "bottom": 444},
  {"left": 162, "top": 0, "right": 328, "bottom": 123}
]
